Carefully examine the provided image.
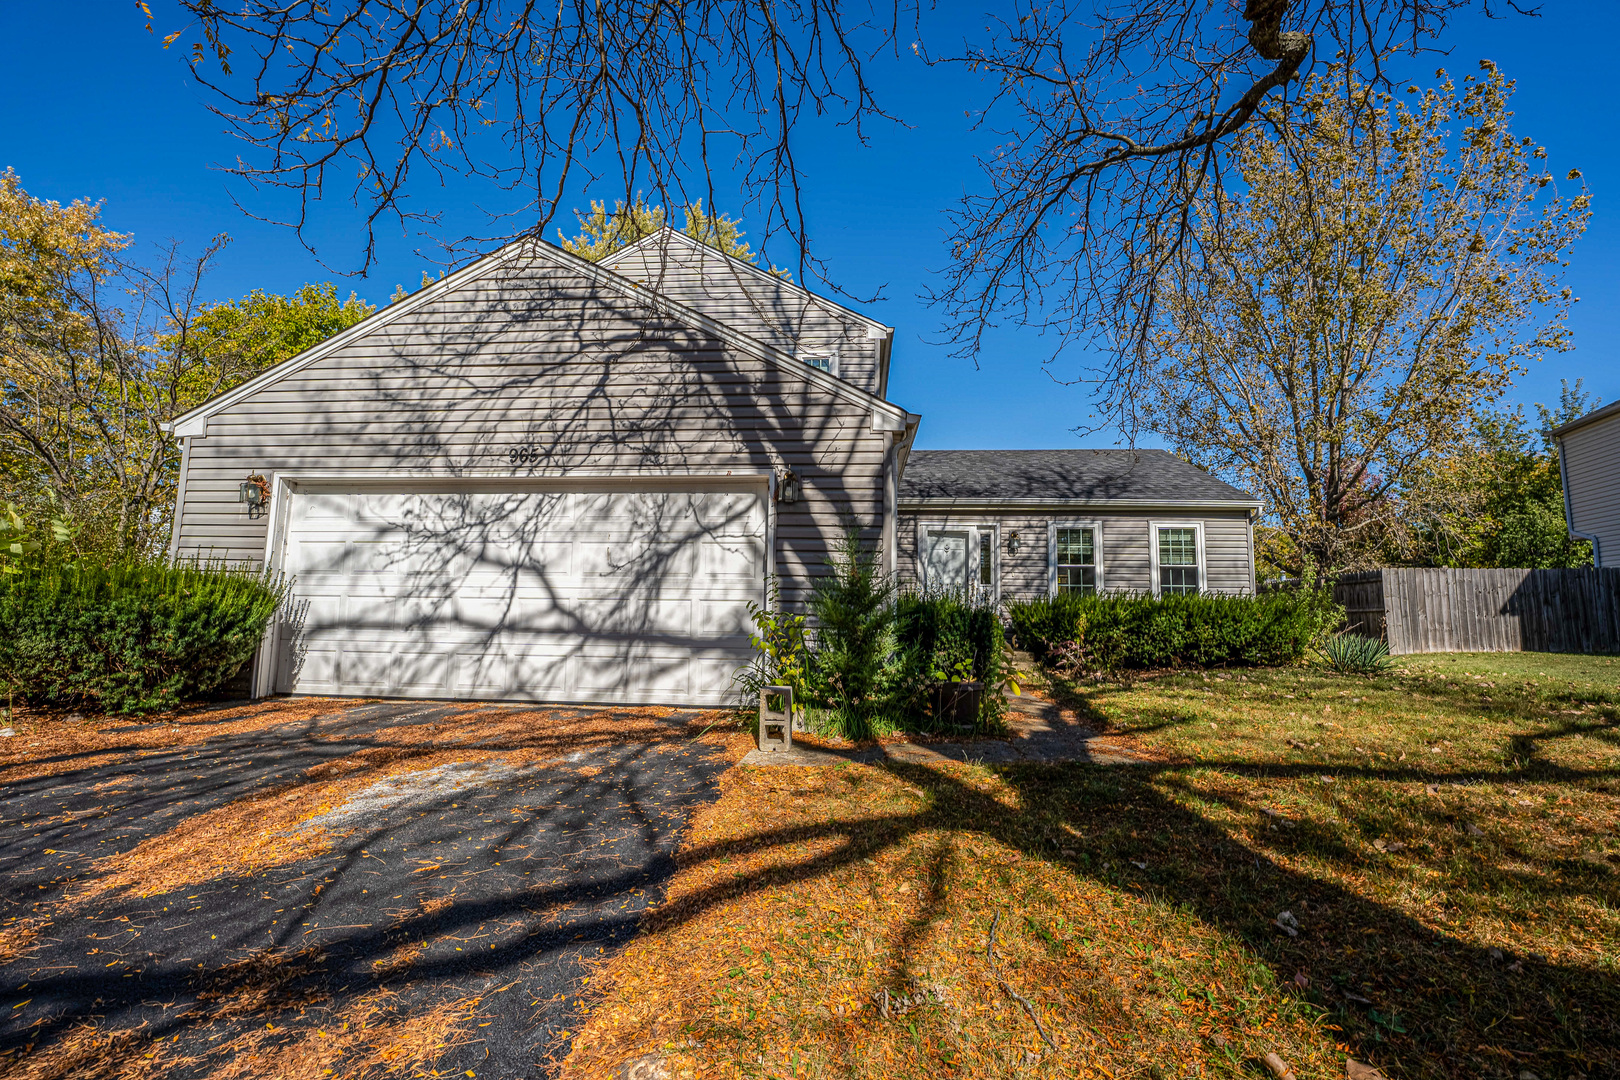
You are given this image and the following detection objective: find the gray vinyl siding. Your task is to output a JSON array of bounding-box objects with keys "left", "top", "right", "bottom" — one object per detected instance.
[
  {"left": 172, "top": 246, "right": 891, "bottom": 613},
  {"left": 601, "top": 235, "right": 886, "bottom": 397},
  {"left": 896, "top": 508, "right": 1255, "bottom": 602},
  {"left": 1562, "top": 411, "right": 1620, "bottom": 568}
]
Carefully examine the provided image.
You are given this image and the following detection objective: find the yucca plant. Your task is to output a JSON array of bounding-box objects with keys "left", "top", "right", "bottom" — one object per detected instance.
[{"left": 1318, "top": 632, "right": 1394, "bottom": 675}]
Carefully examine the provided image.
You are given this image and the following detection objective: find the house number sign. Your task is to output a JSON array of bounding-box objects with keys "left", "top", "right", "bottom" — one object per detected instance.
[{"left": 508, "top": 444, "right": 542, "bottom": 466}]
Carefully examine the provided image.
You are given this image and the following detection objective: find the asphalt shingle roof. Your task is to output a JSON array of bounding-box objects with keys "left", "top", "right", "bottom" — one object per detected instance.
[{"left": 898, "top": 449, "right": 1257, "bottom": 504}]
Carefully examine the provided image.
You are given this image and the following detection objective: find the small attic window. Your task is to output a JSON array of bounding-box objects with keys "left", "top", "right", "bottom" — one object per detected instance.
[{"left": 797, "top": 347, "right": 840, "bottom": 377}]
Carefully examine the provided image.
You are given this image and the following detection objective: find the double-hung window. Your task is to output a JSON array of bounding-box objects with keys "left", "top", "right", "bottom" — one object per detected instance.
[
  {"left": 1154, "top": 524, "right": 1203, "bottom": 595},
  {"left": 1054, "top": 527, "right": 1098, "bottom": 594},
  {"left": 1048, "top": 522, "right": 1101, "bottom": 596}
]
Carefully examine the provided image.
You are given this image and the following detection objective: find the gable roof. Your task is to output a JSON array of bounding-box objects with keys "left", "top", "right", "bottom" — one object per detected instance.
[
  {"left": 899, "top": 449, "right": 1260, "bottom": 507},
  {"left": 600, "top": 226, "right": 891, "bottom": 335},
  {"left": 163, "top": 235, "right": 907, "bottom": 439}
]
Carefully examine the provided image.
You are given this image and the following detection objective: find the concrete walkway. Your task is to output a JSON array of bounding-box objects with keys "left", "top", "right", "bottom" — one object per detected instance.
[{"left": 740, "top": 693, "right": 1153, "bottom": 767}]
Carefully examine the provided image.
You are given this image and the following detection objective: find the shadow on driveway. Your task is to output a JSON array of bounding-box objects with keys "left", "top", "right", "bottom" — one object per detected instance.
[{"left": 0, "top": 698, "right": 733, "bottom": 1077}]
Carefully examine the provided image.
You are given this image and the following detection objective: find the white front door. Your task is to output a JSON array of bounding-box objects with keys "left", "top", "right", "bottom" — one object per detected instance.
[
  {"left": 275, "top": 485, "right": 765, "bottom": 705},
  {"left": 923, "top": 528, "right": 973, "bottom": 593}
]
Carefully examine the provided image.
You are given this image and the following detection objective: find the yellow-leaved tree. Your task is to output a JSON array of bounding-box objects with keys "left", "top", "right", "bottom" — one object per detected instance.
[
  {"left": 0, "top": 171, "right": 372, "bottom": 555},
  {"left": 1141, "top": 62, "right": 1589, "bottom": 577}
]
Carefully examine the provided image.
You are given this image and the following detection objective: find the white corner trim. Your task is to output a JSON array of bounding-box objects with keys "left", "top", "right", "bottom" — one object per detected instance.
[
  {"left": 167, "top": 435, "right": 191, "bottom": 564},
  {"left": 1148, "top": 520, "right": 1207, "bottom": 598},
  {"left": 169, "top": 235, "right": 908, "bottom": 437},
  {"left": 1557, "top": 437, "right": 1604, "bottom": 567},
  {"left": 1046, "top": 519, "right": 1104, "bottom": 597}
]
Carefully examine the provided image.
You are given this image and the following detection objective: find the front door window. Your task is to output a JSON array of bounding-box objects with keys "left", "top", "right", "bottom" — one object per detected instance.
[{"left": 923, "top": 527, "right": 996, "bottom": 600}]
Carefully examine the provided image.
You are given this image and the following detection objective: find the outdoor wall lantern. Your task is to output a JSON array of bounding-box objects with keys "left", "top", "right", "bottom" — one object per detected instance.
[
  {"left": 1008, "top": 531, "right": 1021, "bottom": 554},
  {"left": 239, "top": 474, "right": 271, "bottom": 518},
  {"left": 777, "top": 467, "right": 800, "bottom": 505}
]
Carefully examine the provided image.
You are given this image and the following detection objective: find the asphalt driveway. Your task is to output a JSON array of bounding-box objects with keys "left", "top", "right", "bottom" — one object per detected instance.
[{"left": 0, "top": 699, "right": 733, "bottom": 1078}]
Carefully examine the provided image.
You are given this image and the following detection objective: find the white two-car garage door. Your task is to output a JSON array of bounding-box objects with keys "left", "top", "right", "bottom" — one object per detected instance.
[{"left": 272, "top": 483, "right": 766, "bottom": 706}]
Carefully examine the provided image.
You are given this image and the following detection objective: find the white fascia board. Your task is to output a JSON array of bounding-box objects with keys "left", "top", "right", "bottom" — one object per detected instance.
[
  {"left": 166, "top": 243, "right": 529, "bottom": 438},
  {"left": 897, "top": 497, "right": 1263, "bottom": 513},
  {"left": 167, "top": 234, "right": 908, "bottom": 436},
  {"left": 602, "top": 227, "right": 895, "bottom": 337}
]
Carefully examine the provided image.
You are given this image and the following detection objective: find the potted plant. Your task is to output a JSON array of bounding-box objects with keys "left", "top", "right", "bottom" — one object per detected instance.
[{"left": 928, "top": 655, "right": 983, "bottom": 732}]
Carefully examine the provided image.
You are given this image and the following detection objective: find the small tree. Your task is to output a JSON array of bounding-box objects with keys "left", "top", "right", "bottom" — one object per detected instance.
[
  {"left": 1394, "top": 381, "right": 1596, "bottom": 569},
  {"left": 1141, "top": 63, "right": 1589, "bottom": 576},
  {"left": 808, "top": 528, "right": 895, "bottom": 739}
]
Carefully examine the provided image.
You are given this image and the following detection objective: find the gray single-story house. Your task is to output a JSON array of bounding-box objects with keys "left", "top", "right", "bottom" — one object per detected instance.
[
  {"left": 1552, "top": 398, "right": 1620, "bottom": 567},
  {"left": 164, "top": 228, "right": 1257, "bottom": 707},
  {"left": 897, "top": 449, "right": 1260, "bottom": 604}
]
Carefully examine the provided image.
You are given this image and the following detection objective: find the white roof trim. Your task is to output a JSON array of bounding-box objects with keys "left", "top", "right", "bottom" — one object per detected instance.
[
  {"left": 600, "top": 226, "right": 894, "bottom": 337},
  {"left": 164, "top": 235, "right": 906, "bottom": 438}
]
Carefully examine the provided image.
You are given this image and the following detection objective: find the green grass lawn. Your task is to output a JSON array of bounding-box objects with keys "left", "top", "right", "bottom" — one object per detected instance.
[
  {"left": 563, "top": 653, "right": 1618, "bottom": 1080},
  {"left": 1044, "top": 651, "right": 1619, "bottom": 1077}
]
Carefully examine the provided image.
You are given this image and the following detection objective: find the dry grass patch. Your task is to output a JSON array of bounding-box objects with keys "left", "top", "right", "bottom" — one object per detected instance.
[
  {"left": 562, "top": 759, "right": 1337, "bottom": 1079},
  {"left": 563, "top": 654, "right": 1619, "bottom": 1080}
]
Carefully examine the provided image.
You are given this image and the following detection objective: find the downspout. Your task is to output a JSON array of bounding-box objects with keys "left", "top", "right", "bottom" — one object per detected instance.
[
  {"left": 1247, "top": 506, "right": 1258, "bottom": 594},
  {"left": 882, "top": 438, "right": 898, "bottom": 577},
  {"left": 1557, "top": 436, "right": 1603, "bottom": 567},
  {"left": 166, "top": 433, "right": 191, "bottom": 565},
  {"left": 881, "top": 412, "right": 921, "bottom": 578}
]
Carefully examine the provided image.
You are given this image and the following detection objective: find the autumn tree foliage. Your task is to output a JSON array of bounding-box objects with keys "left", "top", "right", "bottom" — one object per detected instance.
[
  {"left": 0, "top": 172, "right": 371, "bottom": 554},
  {"left": 1137, "top": 63, "right": 1588, "bottom": 576},
  {"left": 558, "top": 199, "right": 761, "bottom": 266}
]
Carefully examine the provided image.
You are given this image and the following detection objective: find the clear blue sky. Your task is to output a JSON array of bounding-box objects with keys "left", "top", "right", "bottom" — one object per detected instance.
[{"left": 2, "top": 1, "right": 1615, "bottom": 450}]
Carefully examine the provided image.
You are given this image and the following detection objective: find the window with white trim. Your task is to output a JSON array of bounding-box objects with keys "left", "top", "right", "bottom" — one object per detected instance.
[
  {"left": 1157, "top": 526, "right": 1201, "bottom": 594},
  {"left": 796, "top": 347, "right": 840, "bottom": 378},
  {"left": 1054, "top": 527, "right": 1097, "bottom": 594}
]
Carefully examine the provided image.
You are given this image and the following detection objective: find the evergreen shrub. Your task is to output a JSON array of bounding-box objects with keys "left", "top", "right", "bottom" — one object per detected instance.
[
  {"left": 890, "top": 590, "right": 1007, "bottom": 730},
  {"left": 806, "top": 529, "right": 896, "bottom": 739},
  {"left": 0, "top": 557, "right": 286, "bottom": 715},
  {"left": 1006, "top": 589, "right": 1340, "bottom": 671}
]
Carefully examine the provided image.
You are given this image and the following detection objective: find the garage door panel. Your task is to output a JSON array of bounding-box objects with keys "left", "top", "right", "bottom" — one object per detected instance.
[{"left": 277, "top": 486, "right": 763, "bottom": 705}]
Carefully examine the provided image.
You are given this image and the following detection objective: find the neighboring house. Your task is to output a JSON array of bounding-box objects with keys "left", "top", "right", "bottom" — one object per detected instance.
[
  {"left": 897, "top": 450, "right": 1260, "bottom": 604},
  {"left": 1552, "top": 399, "right": 1620, "bottom": 567},
  {"left": 164, "top": 228, "right": 1257, "bottom": 707}
]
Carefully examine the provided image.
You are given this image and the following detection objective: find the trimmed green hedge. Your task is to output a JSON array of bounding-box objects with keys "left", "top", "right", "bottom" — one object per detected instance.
[
  {"left": 0, "top": 558, "right": 286, "bottom": 715},
  {"left": 1006, "top": 589, "right": 1340, "bottom": 670},
  {"left": 890, "top": 591, "right": 1007, "bottom": 729}
]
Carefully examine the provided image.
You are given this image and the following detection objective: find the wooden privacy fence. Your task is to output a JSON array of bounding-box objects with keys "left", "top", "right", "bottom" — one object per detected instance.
[{"left": 1333, "top": 568, "right": 1620, "bottom": 655}]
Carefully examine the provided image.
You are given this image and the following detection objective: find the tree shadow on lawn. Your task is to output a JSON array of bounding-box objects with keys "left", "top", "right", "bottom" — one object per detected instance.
[{"left": 631, "top": 749, "right": 1618, "bottom": 1079}]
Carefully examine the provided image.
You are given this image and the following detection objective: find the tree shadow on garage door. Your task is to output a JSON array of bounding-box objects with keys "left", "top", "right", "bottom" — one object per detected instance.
[
  {"left": 0, "top": 700, "right": 734, "bottom": 1078},
  {"left": 191, "top": 239, "right": 889, "bottom": 700}
]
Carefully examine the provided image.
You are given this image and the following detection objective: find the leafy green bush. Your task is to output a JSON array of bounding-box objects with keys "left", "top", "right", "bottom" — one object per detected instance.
[
  {"left": 806, "top": 529, "right": 897, "bottom": 740},
  {"left": 890, "top": 590, "right": 1007, "bottom": 731},
  {"left": 1006, "top": 589, "right": 1340, "bottom": 670},
  {"left": 1318, "top": 632, "right": 1394, "bottom": 674},
  {"left": 0, "top": 557, "right": 287, "bottom": 715},
  {"left": 732, "top": 578, "right": 810, "bottom": 725}
]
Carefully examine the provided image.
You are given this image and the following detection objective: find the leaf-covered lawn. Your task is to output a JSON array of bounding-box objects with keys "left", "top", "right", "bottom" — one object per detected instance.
[{"left": 562, "top": 653, "right": 1620, "bottom": 1079}]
